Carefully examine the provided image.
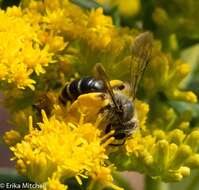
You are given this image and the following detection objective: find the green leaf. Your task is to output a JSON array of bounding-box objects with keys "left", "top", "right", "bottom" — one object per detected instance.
[
  {"left": 168, "top": 101, "right": 199, "bottom": 119},
  {"left": 110, "top": 7, "right": 121, "bottom": 27},
  {"left": 70, "top": 0, "right": 116, "bottom": 16},
  {"left": 180, "top": 44, "right": 199, "bottom": 89},
  {"left": 70, "top": 0, "right": 106, "bottom": 11}
]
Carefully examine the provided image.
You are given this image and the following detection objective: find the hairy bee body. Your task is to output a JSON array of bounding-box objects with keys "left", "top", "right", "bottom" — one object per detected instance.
[
  {"left": 103, "top": 92, "right": 137, "bottom": 140},
  {"left": 59, "top": 77, "right": 105, "bottom": 104},
  {"left": 59, "top": 32, "right": 153, "bottom": 145},
  {"left": 60, "top": 76, "right": 136, "bottom": 143}
]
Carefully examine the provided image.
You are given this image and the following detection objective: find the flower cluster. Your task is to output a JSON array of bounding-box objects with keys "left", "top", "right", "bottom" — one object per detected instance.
[
  {"left": 113, "top": 129, "right": 199, "bottom": 182},
  {"left": 10, "top": 110, "right": 121, "bottom": 190},
  {"left": 1, "top": 0, "right": 199, "bottom": 189},
  {"left": 108, "top": 39, "right": 199, "bottom": 182},
  {"left": 143, "top": 44, "right": 197, "bottom": 103},
  {"left": 0, "top": 6, "right": 54, "bottom": 90}
]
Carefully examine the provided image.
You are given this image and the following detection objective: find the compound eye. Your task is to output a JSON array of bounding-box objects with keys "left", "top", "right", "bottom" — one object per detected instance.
[
  {"left": 118, "top": 84, "right": 125, "bottom": 90},
  {"left": 123, "top": 101, "right": 134, "bottom": 119}
]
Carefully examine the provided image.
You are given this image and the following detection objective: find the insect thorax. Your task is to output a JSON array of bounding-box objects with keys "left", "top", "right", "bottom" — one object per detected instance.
[{"left": 103, "top": 92, "right": 135, "bottom": 125}]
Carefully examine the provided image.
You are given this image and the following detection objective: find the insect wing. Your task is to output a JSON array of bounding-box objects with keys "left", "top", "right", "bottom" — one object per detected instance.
[
  {"left": 130, "top": 32, "right": 153, "bottom": 100},
  {"left": 94, "top": 63, "right": 121, "bottom": 112}
]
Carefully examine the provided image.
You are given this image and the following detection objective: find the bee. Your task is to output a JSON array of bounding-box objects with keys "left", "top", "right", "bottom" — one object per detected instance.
[
  {"left": 59, "top": 77, "right": 105, "bottom": 105},
  {"left": 59, "top": 32, "right": 153, "bottom": 145}
]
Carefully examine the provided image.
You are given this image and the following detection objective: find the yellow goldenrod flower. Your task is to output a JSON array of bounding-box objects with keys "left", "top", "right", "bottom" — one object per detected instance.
[
  {"left": 186, "top": 154, "right": 199, "bottom": 168},
  {"left": 0, "top": 63, "right": 8, "bottom": 79},
  {"left": 167, "top": 89, "right": 197, "bottom": 103},
  {"left": 43, "top": 0, "right": 63, "bottom": 11},
  {"left": 167, "top": 129, "right": 185, "bottom": 145},
  {"left": 116, "top": 128, "right": 199, "bottom": 182},
  {"left": 85, "top": 8, "right": 115, "bottom": 50},
  {"left": 143, "top": 42, "right": 197, "bottom": 104},
  {"left": 6, "top": 6, "right": 23, "bottom": 17},
  {"left": 20, "top": 44, "right": 53, "bottom": 75},
  {"left": 8, "top": 63, "right": 35, "bottom": 90},
  {"left": 134, "top": 100, "right": 149, "bottom": 131},
  {"left": 10, "top": 111, "right": 114, "bottom": 187},
  {"left": 125, "top": 133, "right": 155, "bottom": 157},
  {"left": 185, "top": 130, "right": 199, "bottom": 152},
  {"left": 0, "top": 6, "right": 53, "bottom": 90},
  {"left": 43, "top": 9, "right": 71, "bottom": 32},
  {"left": 44, "top": 172, "right": 68, "bottom": 190},
  {"left": 90, "top": 166, "right": 123, "bottom": 190},
  {"left": 47, "top": 35, "right": 68, "bottom": 52},
  {"left": 42, "top": 2, "right": 86, "bottom": 40}
]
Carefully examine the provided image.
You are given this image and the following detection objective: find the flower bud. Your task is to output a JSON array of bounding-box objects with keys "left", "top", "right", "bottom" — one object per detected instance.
[
  {"left": 178, "top": 166, "right": 190, "bottom": 177},
  {"left": 140, "top": 150, "right": 154, "bottom": 167},
  {"left": 167, "top": 129, "right": 185, "bottom": 145},
  {"left": 185, "top": 154, "right": 199, "bottom": 168},
  {"left": 152, "top": 8, "right": 169, "bottom": 26},
  {"left": 185, "top": 130, "right": 199, "bottom": 152},
  {"left": 169, "top": 145, "right": 192, "bottom": 169},
  {"left": 152, "top": 140, "right": 169, "bottom": 171},
  {"left": 153, "top": 130, "right": 165, "bottom": 140},
  {"left": 163, "top": 171, "right": 182, "bottom": 182},
  {"left": 3, "top": 130, "right": 21, "bottom": 146}
]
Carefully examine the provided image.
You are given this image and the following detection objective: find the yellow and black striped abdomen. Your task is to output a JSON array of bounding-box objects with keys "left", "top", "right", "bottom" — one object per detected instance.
[{"left": 59, "top": 77, "right": 105, "bottom": 104}]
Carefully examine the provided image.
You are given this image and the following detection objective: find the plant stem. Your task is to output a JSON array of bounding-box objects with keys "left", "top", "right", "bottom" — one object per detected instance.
[
  {"left": 144, "top": 175, "right": 169, "bottom": 190},
  {"left": 87, "top": 181, "right": 104, "bottom": 190},
  {"left": 186, "top": 171, "right": 199, "bottom": 190}
]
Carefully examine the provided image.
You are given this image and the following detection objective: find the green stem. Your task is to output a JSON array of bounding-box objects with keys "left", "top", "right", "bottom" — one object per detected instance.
[
  {"left": 186, "top": 171, "right": 199, "bottom": 190},
  {"left": 87, "top": 181, "right": 103, "bottom": 190},
  {"left": 144, "top": 175, "right": 169, "bottom": 190}
]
